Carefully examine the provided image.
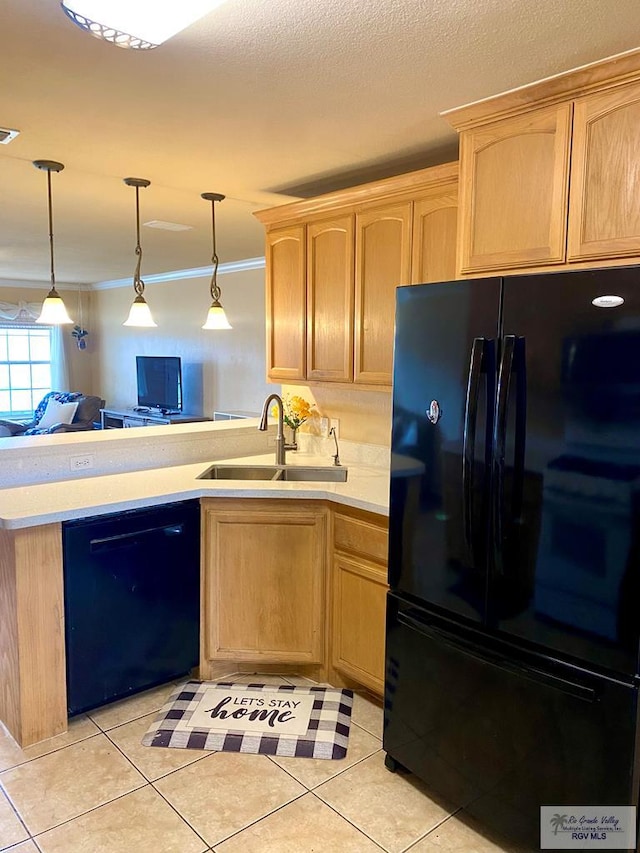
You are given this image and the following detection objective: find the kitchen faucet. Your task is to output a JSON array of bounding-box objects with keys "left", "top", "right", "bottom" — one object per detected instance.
[{"left": 258, "top": 393, "right": 296, "bottom": 465}]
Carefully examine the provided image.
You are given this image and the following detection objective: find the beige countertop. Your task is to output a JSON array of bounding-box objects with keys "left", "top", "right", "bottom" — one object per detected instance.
[{"left": 0, "top": 451, "right": 391, "bottom": 529}]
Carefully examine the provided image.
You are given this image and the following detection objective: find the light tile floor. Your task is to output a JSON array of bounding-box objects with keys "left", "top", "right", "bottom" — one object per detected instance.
[{"left": 0, "top": 675, "right": 528, "bottom": 853}]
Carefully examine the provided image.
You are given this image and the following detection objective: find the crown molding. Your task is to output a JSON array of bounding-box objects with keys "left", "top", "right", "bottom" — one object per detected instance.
[
  {"left": 93, "top": 256, "right": 266, "bottom": 291},
  {"left": 0, "top": 278, "right": 84, "bottom": 291}
]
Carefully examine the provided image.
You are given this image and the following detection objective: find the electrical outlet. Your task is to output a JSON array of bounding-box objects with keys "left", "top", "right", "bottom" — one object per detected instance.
[
  {"left": 329, "top": 418, "right": 340, "bottom": 439},
  {"left": 266, "top": 433, "right": 277, "bottom": 448},
  {"left": 70, "top": 454, "right": 94, "bottom": 471},
  {"left": 319, "top": 417, "right": 329, "bottom": 438}
]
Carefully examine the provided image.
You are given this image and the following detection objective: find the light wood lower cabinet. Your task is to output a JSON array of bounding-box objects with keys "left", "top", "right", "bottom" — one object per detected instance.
[
  {"left": 0, "top": 524, "right": 67, "bottom": 747},
  {"left": 201, "top": 499, "right": 327, "bottom": 667},
  {"left": 330, "top": 507, "right": 389, "bottom": 695},
  {"left": 200, "top": 498, "right": 389, "bottom": 696}
]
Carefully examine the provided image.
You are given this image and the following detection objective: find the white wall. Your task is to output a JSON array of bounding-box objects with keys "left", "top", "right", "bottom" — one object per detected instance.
[{"left": 92, "top": 268, "right": 274, "bottom": 418}]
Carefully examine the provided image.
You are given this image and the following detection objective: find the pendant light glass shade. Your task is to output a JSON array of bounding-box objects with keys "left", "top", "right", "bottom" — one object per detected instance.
[
  {"left": 122, "top": 177, "right": 156, "bottom": 328},
  {"left": 61, "top": 1, "right": 227, "bottom": 50},
  {"left": 202, "top": 301, "right": 232, "bottom": 330},
  {"left": 201, "top": 192, "right": 232, "bottom": 330},
  {"left": 123, "top": 294, "right": 156, "bottom": 327},
  {"left": 37, "top": 292, "right": 74, "bottom": 325},
  {"left": 33, "top": 160, "right": 73, "bottom": 325}
]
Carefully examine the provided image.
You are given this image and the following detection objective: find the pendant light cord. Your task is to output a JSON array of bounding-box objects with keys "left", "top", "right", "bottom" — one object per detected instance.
[
  {"left": 209, "top": 198, "right": 221, "bottom": 303},
  {"left": 133, "top": 184, "right": 144, "bottom": 297},
  {"left": 46, "top": 168, "right": 58, "bottom": 295}
]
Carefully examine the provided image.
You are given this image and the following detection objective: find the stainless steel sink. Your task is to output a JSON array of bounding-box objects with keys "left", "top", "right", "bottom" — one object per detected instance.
[
  {"left": 198, "top": 464, "right": 347, "bottom": 482},
  {"left": 198, "top": 465, "right": 281, "bottom": 480},
  {"left": 280, "top": 466, "right": 347, "bottom": 482}
]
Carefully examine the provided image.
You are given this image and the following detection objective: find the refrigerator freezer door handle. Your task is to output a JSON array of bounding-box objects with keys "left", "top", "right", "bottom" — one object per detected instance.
[
  {"left": 462, "top": 337, "right": 486, "bottom": 563},
  {"left": 397, "top": 610, "right": 596, "bottom": 703},
  {"left": 492, "top": 336, "right": 527, "bottom": 580},
  {"left": 511, "top": 338, "right": 527, "bottom": 526},
  {"left": 492, "top": 336, "right": 516, "bottom": 577}
]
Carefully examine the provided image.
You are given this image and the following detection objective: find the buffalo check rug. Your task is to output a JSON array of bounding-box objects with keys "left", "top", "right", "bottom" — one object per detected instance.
[{"left": 141, "top": 680, "right": 353, "bottom": 759}]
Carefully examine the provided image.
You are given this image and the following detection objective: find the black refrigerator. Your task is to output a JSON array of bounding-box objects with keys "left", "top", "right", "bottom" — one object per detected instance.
[{"left": 384, "top": 266, "right": 640, "bottom": 850}]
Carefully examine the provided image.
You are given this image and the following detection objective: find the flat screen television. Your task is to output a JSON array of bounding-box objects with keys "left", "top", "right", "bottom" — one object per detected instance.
[{"left": 136, "top": 356, "right": 182, "bottom": 413}]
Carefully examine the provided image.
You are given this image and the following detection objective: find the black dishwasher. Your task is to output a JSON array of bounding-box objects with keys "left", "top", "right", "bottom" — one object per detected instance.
[{"left": 62, "top": 499, "right": 200, "bottom": 716}]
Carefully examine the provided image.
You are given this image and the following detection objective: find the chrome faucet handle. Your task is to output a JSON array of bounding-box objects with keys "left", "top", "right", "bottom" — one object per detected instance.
[{"left": 329, "top": 427, "right": 341, "bottom": 466}]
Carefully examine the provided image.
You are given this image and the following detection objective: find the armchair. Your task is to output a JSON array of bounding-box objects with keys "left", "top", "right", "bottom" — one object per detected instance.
[{"left": 0, "top": 392, "right": 105, "bottom": 437}]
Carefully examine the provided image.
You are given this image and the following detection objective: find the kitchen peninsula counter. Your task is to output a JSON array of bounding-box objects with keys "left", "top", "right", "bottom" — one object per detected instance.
[
  {"left": 0, "top": 448, "right": 392, "bottom": 749},
  {"left": 0, "top": 451, "right": 390, "bottom": 529}
]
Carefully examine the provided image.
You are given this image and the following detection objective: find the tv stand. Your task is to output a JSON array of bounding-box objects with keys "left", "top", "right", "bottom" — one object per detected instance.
[{"left": 100, "top": 408, "right": 211, "bottom": 430}]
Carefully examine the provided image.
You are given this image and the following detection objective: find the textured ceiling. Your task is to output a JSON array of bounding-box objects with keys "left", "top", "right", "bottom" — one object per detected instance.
[{"left": 2, "top": 0, "right": 640, "bottom": 285}]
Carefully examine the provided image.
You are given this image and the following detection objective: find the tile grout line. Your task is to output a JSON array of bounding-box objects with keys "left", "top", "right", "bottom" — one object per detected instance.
[
  {"left": 191, "top": 790, "right": 310, "bottom": 850},
  {"left": 6, "top": 717, "right": 159, "bottom": 841},
  {"left": 400, "top": 807, "right": 465, "bottom": 852},
  {"left": 0, "top": 724, "right": 102, "bottom": 775},
  {"left": 0, "top": 782, "right": 32, "bottom": 849},
  {"left": 85, "top": 676, "right": 187, "bottom": 734},
  {"left": 29, "top": 783, "right": 150, "bottom": 844},
  {"left": 307, "top": 789, "right": 388, "bottom": 852},
  {"left": 150, "top": 769, "right": 307, "bottom": 850},
  {"left": 101, "top": 719, "right": 212, "bottom": 849},
  {"left": 101, "top": 719, "right": 213, "bottom": 784},
  {"left": 146, "top": 781, "right": 212, "bottom": 850},
  {"left": 263, "top": 734, "right": 383, "bottom": 792}
]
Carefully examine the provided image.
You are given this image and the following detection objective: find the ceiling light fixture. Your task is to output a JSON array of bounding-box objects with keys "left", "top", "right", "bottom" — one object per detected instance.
[
  {"left": 60, "top": 0, "right": 226, "bottom": 50},
  {"left": 123, "top": 177, "right": 156, "bottom": 328},
  {"left": 33, "top": 160, "right": 73, "bottom": 326},
  {"left": 201, "top": 192, "right": 232, "bottom": 330}
]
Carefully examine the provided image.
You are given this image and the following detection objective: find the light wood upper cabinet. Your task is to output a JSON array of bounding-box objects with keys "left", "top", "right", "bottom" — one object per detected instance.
[
  {"left": 201, "top": 499, "right": 327, "bottom": 666},
  {"left": 265, "top": 226, "right": 306, "bottom": 382},
  {"left": 457, "top": 104, "right": 572, "bottom": 273},
  {"left": 568, "top": 79, "right": 640, "bottom": 261},
  {"left": 411, "top": 188, "right": 458, "bottom": 284},
  {"left": 306, "top": 215, "right": 355, "bottom": 382},
  {"left": 445, "top": 50, "right": 640, "bottom": 275},
  {"left": 255, "top": 162, "right": 458, "bottom": 388},
  {"left": 354, "top": 202, "right": 412, "bottom": 385}
]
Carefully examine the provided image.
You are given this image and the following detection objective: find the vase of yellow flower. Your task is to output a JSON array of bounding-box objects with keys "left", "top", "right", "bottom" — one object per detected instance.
[{"left": 272, "top": 394, "right": 315, "bottom": 450}]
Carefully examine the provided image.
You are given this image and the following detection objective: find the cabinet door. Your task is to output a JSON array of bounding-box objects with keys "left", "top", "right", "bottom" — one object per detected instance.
[
  {"left": 307, "top": 215, "right": 355, "bottom": 382},
  {"left": 202, "top": 500, "right": 326, "bottom": 664},
  {"left": 568, "top": 80, "right": 640, "bottom": 261},
  {"left": 265, "top": 225, "right": 306, "bottom": 382},
  {"left": 411, "top": 187, "right": 458, "bottom": 284},
  {"left": 458, "top": 104, "right": 572, "bottom": 273},
  {"left": 354, "top": 202, "right": 412, "bottom": 385},
  {"left": 332, "top": 555, "right": 387, "bottom": 694}
]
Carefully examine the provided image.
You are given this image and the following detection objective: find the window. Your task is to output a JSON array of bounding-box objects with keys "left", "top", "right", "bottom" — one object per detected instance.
[{"left": 0, "top": 324, "right": 52, "bottom": 418}]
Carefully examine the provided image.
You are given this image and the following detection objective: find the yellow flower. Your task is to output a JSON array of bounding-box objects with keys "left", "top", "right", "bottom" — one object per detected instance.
[{"left": 280, "top": 394, "right": 315, "bottom": 430}]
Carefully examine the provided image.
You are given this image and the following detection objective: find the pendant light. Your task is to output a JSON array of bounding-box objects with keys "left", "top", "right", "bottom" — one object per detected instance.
[
  {"left": 60, "top": 1, "right": 227, "bottom": 50},
  {"left": 123, "top": 177, "right": 156, "bottom": 327},
  {"left": 33, "top": 160, "right": 73, "bottom": 325},
  {"left": 201, "top": 192, "right": 232, "bottom": 330}
]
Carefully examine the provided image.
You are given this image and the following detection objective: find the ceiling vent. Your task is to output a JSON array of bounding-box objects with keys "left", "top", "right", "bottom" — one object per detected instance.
[
  {"left": 0, "top": 127, "right": 20, "bottom": 144},
  {"left": 144, "top": 220, "right": 193, "bottom": 232}
]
